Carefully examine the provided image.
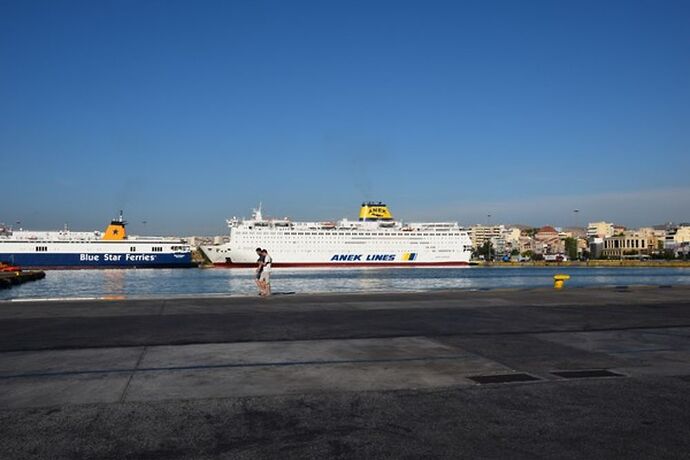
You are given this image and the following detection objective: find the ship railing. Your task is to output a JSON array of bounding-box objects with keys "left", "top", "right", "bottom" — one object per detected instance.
[{"left": 127, "top": 236, "right": 187, "bottom": 242}]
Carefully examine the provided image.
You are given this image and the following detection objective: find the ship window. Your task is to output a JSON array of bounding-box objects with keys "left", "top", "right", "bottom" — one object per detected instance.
[
  {"left": 130, "top": 246, "right": 136, "bottom": 252},
  {"left": 152, "top": 246, "right": 163, "bottom": 252}
]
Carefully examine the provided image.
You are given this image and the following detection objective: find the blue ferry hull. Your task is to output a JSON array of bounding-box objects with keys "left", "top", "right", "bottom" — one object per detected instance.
[{"left": 0, "top": 252, "right": 195, "bottom": 269}]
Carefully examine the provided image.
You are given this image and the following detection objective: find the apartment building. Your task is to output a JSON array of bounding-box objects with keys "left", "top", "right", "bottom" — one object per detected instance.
[
  {"left": 469, "top": 225, "right": 504, "bottom": 249},
  {"left": 587, "top": 222, "right": 614, "bottom": 239},
  {"left": 665, "top": 225, "right": 690, "bottom": 256},
  {"left": 533, "top": 226, "right": 564, "bottom": 255}
]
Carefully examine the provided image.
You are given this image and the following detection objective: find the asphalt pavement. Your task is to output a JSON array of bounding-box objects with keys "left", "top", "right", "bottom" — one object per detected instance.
[{"left": 1, "top": 286, "right": 690, "bottom": 459}]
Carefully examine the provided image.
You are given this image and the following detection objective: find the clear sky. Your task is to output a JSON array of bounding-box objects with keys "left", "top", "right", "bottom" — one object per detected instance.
[{"left": 1, "top": 0, "right": 689, "bottom": 235}]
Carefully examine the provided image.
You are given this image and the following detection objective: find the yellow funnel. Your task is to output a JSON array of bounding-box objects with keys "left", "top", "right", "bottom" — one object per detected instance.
[
  {"left": 359, "top": 202, "right": 393, "bottom": 221},
  {"left": 103, "top": 211, "right": 127, "bottom": 240}
]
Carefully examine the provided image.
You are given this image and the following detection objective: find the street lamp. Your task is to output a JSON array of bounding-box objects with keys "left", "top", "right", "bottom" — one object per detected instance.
[
  {"left": 570, "top": 210, "right": 581, "bottom": 260},
  {"left": 573, "top": 209, "right": 579, "bottom": 229},
  {"left": 486, "top": 214, "right": 493, "bottom": 262}
]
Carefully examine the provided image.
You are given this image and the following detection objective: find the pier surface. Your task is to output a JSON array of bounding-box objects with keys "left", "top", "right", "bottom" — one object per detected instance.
[{"left": 2, "top": 287, "right": 690, "bottom": 458}]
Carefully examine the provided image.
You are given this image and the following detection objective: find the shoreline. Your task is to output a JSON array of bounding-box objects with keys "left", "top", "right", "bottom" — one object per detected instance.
[
  {"left": 475, "top": 260, "right": 690, "bottom": 268},
  {"left": 2, "top": 283, "right": 688, "bottom": 304}
]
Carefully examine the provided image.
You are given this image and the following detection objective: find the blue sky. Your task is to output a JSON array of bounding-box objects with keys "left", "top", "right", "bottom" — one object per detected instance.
[{"left": 1, "top": 0, "right": 689, "bottom": 234}]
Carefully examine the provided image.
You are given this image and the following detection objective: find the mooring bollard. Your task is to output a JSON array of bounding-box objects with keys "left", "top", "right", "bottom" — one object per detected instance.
[{"left": 553, "top": 274, "right": 570, "bottom": 289}]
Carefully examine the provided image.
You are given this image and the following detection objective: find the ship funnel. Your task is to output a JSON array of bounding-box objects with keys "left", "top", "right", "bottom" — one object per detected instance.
[
  {"left": 359, "top": 202, "right": 394, "bottom": 222},
  {"left": 103, "top": 211, "right": 127, "bottom": 240}
]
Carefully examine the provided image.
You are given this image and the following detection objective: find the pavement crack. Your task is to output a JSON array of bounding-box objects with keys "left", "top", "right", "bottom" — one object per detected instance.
[{"left": 119, "top": 346, "right": 148, "bottom": 403}]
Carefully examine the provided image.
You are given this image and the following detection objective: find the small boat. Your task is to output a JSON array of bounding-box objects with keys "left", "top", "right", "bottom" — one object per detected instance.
[{"left": 0, "top": 262, "right": 21, "bottom": 272}]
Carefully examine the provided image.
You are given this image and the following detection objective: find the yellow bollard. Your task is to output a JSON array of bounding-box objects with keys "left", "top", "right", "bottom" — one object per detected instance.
[{"left": 553, "top": 274, "right": 570, "bottom": 289}]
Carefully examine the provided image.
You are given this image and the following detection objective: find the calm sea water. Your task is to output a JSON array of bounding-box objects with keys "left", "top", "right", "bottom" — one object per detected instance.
[{"left": 2, "top": 266, "right": 690, "bottom": 300}]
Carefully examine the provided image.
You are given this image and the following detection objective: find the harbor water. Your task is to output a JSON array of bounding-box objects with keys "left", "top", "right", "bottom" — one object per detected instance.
[{"left": 2, "top": 266, "right": 690, "bottom": 301}]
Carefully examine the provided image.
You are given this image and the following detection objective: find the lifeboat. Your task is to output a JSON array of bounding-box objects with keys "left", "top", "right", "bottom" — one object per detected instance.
[{"left": 321, "top": 222, "right": 336, "bottom": 229}]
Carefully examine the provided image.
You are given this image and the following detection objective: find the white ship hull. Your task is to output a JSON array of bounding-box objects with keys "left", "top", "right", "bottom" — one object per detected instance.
[{"left": 201, "top": 205, "right": 473, "bottom": 268}]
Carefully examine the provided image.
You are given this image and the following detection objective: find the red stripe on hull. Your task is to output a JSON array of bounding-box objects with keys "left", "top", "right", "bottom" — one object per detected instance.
[
  {"left": 17, "top": 265, "right": 197, "bottom": 270},
  {"left": 212, "top": 261, "right": 470, "bottom": 268}
]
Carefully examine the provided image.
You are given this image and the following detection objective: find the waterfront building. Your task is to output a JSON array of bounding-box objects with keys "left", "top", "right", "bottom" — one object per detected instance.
[
  {"left": 590, "top": 237, "right": 604, "bottom": 259},
  {"left": 489, "top": 236, "right": 506, "bottom": 255},
  {"left": 503, "top": 227, "right": 521, "bottom": 244},
  {"left": 185, "top": 236, "right": 226, "bottom": 249},
  {"left": 563, "top": 227, "right": 586, "bottom": 239},
  {"left": 664, "top": 225, "right": 690, "bottom": 256},
  {"left": 500, "top": 227, "right": 521, "bottom": 254},
  {"left": 534, "top": 226, "right": 564, "bottom": 255},
  {"left": 602, "top": 230, "right": 659, "bottom": 258},
  {"left": 518, "top": 235, "right": 534, "bottom": 254},
  {"left": 469, "top": 225, "right": 505, "bottom": 249},
  {"left": 587, "top": 222, "right": 615, "bottom": 239}
]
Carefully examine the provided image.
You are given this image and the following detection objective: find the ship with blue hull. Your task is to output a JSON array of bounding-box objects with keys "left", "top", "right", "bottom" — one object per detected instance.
[{"left": 0, "top": 213, "right": 194, "bottom": 269}]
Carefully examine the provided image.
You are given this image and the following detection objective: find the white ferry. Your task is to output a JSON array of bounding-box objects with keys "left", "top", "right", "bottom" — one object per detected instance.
[
  {"left": 0, "top": 213, "right": 194, "bottom": 269},
  {"left": 201, "top": 202, "right": 473, "bottom": 267}
]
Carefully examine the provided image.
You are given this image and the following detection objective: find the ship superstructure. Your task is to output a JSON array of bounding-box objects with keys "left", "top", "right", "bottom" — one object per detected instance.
[
  {"left": 0, "top": 212, "right": 194, "bottom": 269},
  {"left": 201, "top": 202, "right": 473, "bottom": 267}
]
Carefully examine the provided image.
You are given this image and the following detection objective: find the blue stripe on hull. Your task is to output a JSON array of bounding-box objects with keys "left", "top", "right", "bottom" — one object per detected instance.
[{"left": 0, "top": 252, "right": 195, "bottom": 268}]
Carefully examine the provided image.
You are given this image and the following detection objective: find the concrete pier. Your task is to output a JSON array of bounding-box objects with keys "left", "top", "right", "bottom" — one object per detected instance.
[{"left": 2, "top": 287, "right": 690, "bottom": 458}]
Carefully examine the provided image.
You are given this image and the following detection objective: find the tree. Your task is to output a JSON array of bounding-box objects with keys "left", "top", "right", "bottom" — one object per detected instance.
[
  {"left": 474, "top": 241, "right": 495, "bottom": 261},
  {"left": 524, "top": 228, "right": 539, "bottom": 237},
  {"left": 564, "top": 237, "right": 578, "bottom": 260}
]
